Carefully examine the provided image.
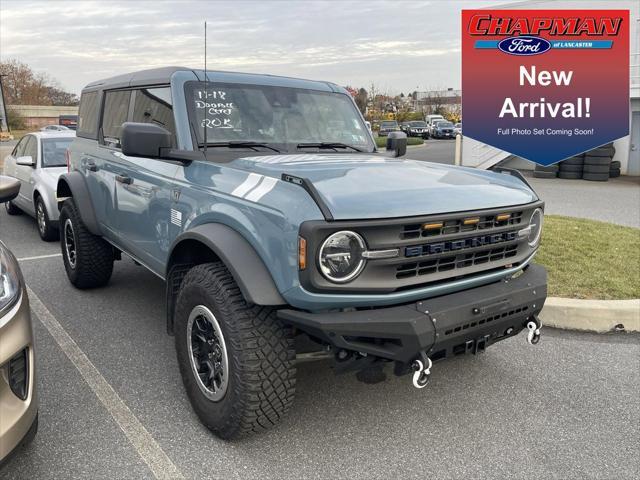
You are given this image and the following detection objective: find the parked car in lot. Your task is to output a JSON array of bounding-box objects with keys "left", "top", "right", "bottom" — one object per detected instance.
[
  {"left": 378, "top": 120, "right": 400, "bottom": 136},
  {"left": 57, "top": 67, "right": 546, "bottom": 440},
  {"left": 431, "top": 120, "right": 455, "bottom": 139},
  {"left": 0, "top": 176, "right": 38, "bottom": 466},
  {"left": 40, "top": 125, "right": 70, "bottom": 132},
  {"left": 425, "top": 114, "right": 445, "bottom": 131},
  {"left": 454, "top": 122, "right": 462, "bottom": 136},
  {"left": 406, "top": 121, "right": 429, "bottom": 138},
  {"left": 3, "top": 131, "right": 76, "bottom": 241}
]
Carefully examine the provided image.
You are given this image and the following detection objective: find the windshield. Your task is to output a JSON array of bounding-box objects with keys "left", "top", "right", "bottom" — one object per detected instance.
[
  {"left": 42, "top": 138, "right": 73, "bottom": 167},
  {"left": 185, "top": 81, "right": 374, "bottom": 152},
  {"left": 409, "top": 121, "right": 426, "bottom": 127},
  {"left": 436, "top": 122, "right": 453, "bottom": 128},
  {"left": 381, "top": 121, "right": 398, "bottom": 127}
]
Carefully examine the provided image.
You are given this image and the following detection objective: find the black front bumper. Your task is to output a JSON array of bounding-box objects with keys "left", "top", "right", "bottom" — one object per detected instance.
[{"left": 278, "top": 264, "right": 547, "bottom": 367}]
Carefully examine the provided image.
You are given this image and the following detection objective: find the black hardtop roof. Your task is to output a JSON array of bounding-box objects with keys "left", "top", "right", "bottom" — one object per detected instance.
[
  {"left": 83, "top": 66, "right": 186, "bottom": 91},
  {"left": 82, "top": 66, "right": 341, "bottom": 94}
]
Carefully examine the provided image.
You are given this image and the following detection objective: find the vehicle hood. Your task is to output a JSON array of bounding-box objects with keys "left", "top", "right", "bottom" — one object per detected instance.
[{"left": 231, "top": 154, "right": 538, "bottom": 220}]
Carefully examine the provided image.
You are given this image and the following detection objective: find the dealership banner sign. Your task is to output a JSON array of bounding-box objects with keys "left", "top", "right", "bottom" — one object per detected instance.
[{"left": 462, "top": 10, "right": 629, "bottom": 165}]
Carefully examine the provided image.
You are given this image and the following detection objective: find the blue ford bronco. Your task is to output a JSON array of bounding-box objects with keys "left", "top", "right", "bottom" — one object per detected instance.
[{"left": 56, "top": 67, "right": 546, "bottom": 439}]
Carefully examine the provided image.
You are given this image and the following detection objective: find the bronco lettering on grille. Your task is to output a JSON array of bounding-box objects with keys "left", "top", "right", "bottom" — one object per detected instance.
[{"left": 405, "top": 231, "right": 518, "bottom": 257}]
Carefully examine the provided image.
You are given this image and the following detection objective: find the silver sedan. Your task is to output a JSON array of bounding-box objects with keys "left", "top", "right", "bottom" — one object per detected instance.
[{"left": 2, "top": 131, "right": 75, "bottom": 241}]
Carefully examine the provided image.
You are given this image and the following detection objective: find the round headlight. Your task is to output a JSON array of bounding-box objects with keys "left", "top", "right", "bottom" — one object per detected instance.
[
  {"left": 528, "top": 208, "right": 543, "bottom": 247},
  {"left": 318, "top": 231, "right": 366, "bottom": 283}
]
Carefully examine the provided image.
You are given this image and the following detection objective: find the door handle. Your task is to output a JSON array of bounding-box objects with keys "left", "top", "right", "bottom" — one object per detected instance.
[
  {"left": 86, "top": 161, "right": 97, "bottom": 172},
  {"left": 116, "top": 174, "right": 133, "bottom": 185}
]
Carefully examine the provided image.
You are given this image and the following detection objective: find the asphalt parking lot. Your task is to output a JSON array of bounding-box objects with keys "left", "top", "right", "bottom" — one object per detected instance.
[
  {"left": 404, "top": 138, "right": 457, "bottom": 164},
  {"left": 1, "top": 195, "right": 639, "bottom": 479}
]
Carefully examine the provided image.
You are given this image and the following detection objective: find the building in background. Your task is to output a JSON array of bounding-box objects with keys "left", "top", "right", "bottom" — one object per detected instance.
[
  {"left": 413, "top": 88, "right": 461, "bottom": 117},
  {"left": 6, "top": 105, "right": 79, "bottom": 130}
]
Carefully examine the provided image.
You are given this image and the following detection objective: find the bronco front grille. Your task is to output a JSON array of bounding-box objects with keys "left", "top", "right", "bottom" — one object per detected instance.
[
  {"left": 298, "top": 202, "right": 541, "bottom": 293},
  {"left": 396, "top": 244, "right": 519, "bottom": 279},
  {"left": 401, "top": 211, "right": 524, "bottom": 239}
]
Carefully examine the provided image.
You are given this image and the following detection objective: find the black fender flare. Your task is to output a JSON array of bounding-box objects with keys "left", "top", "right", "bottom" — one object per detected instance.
[
  {"left": 165, "top": 223, "right": 286, "bottom": 333},
  {"left": 56, "top": 172, "right": 101, "bottom": 235}
]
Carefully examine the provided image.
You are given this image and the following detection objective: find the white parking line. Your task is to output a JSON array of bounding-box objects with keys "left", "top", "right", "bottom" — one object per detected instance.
[
  {"left": 26, "top": 286, "right": 184, "bottom": 480},
  {"left": 17, "top": 253, "right": 62, "bottom": 262}
]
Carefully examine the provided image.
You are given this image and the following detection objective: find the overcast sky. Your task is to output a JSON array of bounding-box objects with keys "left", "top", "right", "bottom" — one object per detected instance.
[{"left": 1, "top": 0, "right": 511, "bottom": 95}]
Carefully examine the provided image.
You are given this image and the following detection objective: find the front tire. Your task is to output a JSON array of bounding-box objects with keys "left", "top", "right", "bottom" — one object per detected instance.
[
  {"left": 59, "top": 199, "right": 114, "bottom": 288},
  {"left": 35, "top": 196, "right": 58, "bottom": 242},
  {"left": 174, "top": 262, "right": 296, "bottom": 440}
]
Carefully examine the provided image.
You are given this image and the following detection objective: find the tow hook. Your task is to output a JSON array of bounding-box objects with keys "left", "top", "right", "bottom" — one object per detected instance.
[
  {"left": 526, "top": 315, "right": 542, "bottom": 345},
  {"left": 411, "top": 352, "right": 433, "bottom": 389}
]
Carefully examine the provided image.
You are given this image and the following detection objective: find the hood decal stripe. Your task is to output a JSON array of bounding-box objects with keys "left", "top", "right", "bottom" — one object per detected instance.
[
  {"left": 245, "top": 176, "right": 278, "bottom": 202},
  {"left": 231, "top": 173, "right": 263, "bottom": 197}
]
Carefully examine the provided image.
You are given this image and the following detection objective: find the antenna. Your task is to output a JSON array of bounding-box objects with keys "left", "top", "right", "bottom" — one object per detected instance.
[{"left": 203, "top": 21, "right": 207, "bottom": 156}]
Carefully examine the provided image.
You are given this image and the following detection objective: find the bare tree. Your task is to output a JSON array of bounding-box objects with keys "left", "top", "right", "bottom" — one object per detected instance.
[
  {"left": 425, "top": 90, "right": 445, "bottom": 115},
  {"left": 0, "top": 59, "right": 78, "bottom": 106},
  {"left": 354, "top": 87, "right": 367, "bottom": 115},
  {"left": 46, "top": 85, "right": 79, "bottom": 106}
]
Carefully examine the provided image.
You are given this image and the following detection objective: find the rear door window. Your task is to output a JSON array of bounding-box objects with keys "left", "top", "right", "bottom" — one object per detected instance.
[
  {"left": 101, "top": 90, "right": 132, "bottom": 148},
  {"left": 77, "top": 91, "right": 100, "bottom": 138}
]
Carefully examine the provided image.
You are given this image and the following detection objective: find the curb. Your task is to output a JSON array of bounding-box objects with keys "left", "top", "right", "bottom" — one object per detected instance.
[{"left": 540, "top": 297, "right": 640, "bottom": 333}]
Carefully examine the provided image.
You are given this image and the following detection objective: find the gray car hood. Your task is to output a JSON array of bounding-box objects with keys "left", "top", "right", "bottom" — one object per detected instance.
[{"left": 231, "top": 154, "right": 538, "bottom": 220}]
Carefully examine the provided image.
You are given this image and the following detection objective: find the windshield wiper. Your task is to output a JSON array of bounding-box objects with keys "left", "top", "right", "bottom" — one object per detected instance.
[
  {"left": 199, "top": 141, "right": 281, "bottom": 153},
  {"left": 296, "top": 142, "right": 363, "bottom": 152}
]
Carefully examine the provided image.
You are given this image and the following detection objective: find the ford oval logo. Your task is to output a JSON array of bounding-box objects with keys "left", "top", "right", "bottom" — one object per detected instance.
[{"left": 498, "top": 36, "right": 551, "bottom": 56}]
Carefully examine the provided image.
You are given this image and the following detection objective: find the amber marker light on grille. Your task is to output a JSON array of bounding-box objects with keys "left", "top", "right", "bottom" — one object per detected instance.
[
  {"left": 298, "top": 237, "right": 307, "bottom": 270},
  {"left": 463, "top": 217, "right": 480, "bottom": 225},
  {"left": 422, "top": 221, "right": 443, "bottom": 230},
  {"left": 496, "top": 213, "right": 511, "bottom": 222}
]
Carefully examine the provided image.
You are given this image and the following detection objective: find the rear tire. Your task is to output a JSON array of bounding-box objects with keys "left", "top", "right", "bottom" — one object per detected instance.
[
  {"left": 174, "top": 262, "right": 296, "bottom": 440},
  {"left": 560, "top": 156, "right": 584, "bottom": 166},
  {"left": 35, "top": 196, "right": 58, "bottom": 242},
  {"left": 583, "top": 172, "right": 609, "bottom": 182},
  {"left": 5, "top": 200, "right": 21, "bottom": 215},
  {"left": 583, "top": 164, "right": 610, "bottom": 174},
  {"left": 588, "top": 146, "right": 615, "bottom": 157},
  {"left": 584, "top": 155, "right": 611, "bottom": 166},
  {"left": 558, "top": 164, "right": 583, "bottom": 173},
  {"left": 558, "top": 171, "right": 582, "bottom": 180},
  {"left": 59, "top": 199, "right": 114, "bottom": 288}
]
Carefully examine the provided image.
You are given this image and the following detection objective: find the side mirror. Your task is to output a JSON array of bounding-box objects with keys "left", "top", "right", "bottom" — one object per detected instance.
[
  {"left": 386, "top": 131, "right": 407, "bottom": 158},
  {"left": 16, "top": 155, "right": 35, "bottom": 167},
  {"left": 120, "top": 122, "right": 172, "bottom": 158},
  {"left": 0, "top": 176, "right": 20, "bottom": 203}
]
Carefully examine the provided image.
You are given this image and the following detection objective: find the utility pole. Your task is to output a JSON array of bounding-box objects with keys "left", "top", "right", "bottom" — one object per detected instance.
[{"left": 0, "top": 74, "right": 9, "bottom": 135}]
